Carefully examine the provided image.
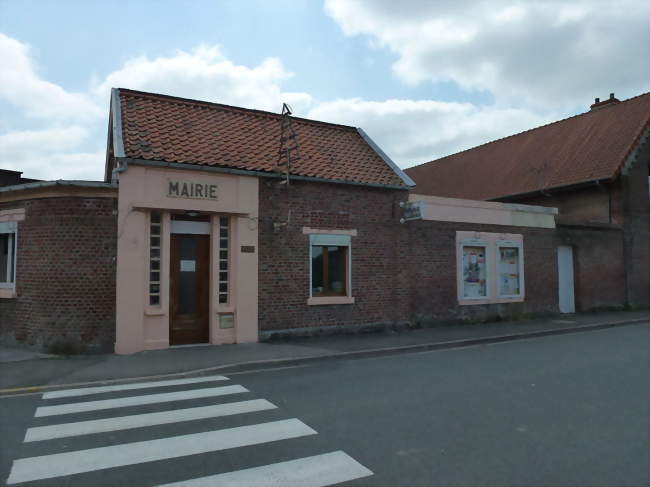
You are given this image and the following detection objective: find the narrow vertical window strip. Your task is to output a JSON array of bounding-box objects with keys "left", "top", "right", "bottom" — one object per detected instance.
[
  {"left": 9, "top": 233, "right": 15, "bottom": 284},
  {"left": 0, "top": 232, "right": 16, "bottom": 286},
  {"left": 149, "top": 212, "right": 162, "bottom": 306},
  {"left": 218, "top": 216, "right": 229, "bottom": 304}
]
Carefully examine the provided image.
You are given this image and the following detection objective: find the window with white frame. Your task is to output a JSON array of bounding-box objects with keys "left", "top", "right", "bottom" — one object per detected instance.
[
  {"left": 497, "top": 241, "right": 524, "bottom": 297},
  {"left": 460, "top": 241, "right": 489, "bottom": 299},
  {"left": 0, "top": 222, "right": 17, "bottom": 288},
  {"left": 310, "top": 234, "right": 351, "bottom": 297},
  {"left": 457, "top": 233, "right": 525, "bottom": 303}
]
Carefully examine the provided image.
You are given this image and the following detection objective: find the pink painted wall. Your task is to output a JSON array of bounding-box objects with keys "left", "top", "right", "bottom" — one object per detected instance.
[{"left": 115, "top": 165, "right": 259, "bottom": 354}]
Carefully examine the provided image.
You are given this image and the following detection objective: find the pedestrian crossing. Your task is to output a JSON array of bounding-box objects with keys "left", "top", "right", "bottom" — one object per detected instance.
[
  {"left": 6, "top": 374, "right": 373, "bottom": 485},
  {"left": 35, "top": 384, "right": 248, "bottom": 417},
  {"left": 24, "top": 399, "right": 277, "bottom": 442}
]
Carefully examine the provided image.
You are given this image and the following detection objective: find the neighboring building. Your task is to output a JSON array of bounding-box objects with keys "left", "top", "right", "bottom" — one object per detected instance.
[
  {"left": 406, "top": 92, "right": 650, "bottom": 311},
  {"left": 2, "top": 88, "right": 559, "bottom": 354},
  {"left": 0, "top": 169, "right": 41, "bottom": 187}
]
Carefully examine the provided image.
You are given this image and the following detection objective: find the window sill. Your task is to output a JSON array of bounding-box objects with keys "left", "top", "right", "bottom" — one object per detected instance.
[
  {"left": 144, "top": 307, "right": 166, "bottom": 316},
  {"left": 0, "top": 288, "right": 16, "bottom": 299},
  {"left": 458, "top": 296, "right": 525, "bottom": 306},
  {"left": 308, "top": 296, "right": 355, "bottom": 306}
]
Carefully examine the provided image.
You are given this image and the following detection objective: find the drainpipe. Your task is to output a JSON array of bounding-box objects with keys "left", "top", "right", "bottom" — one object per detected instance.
[{"left": 111, "top": 157, "right": 129, "bottom": 184}]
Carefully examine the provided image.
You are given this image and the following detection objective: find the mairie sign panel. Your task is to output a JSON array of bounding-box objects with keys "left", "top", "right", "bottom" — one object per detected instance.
[{"left": 167, "top": 180, "right": 218, "bottom": 200}]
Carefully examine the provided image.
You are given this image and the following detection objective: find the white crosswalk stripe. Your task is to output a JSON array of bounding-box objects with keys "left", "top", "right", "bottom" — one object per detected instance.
[
  {"left": 9, "top": 375, "right": 373, "bottom": 485},
  {"left": 8, "top": 419, "right": 316, "bottom": 484},
  {"left": 25, "top": 399, "right": 277, "bottom": 442},
  {"left": 156, "top": 450, "right": 373, "bottom": 487},
  {"left": 35, "top": 384, "right": 248, "bottom": 417},
  {"left": 42, "top": 375, "right": 229, "bottom": 399}
]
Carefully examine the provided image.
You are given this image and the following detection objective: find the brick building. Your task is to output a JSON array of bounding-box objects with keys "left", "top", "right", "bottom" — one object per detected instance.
[
  {"left": 406, "top": 92, "right": 650, "bottom": 312},
  {"left": 0, "top": 181, "right": 117, "bottom": 352},
  {"left": 2, "top": 89, "right": 560, "bottom": 354}
]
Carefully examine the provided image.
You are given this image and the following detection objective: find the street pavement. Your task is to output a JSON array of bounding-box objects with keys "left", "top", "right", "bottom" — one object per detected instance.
[
  {"left": 0, "top": 322, "right": 648, "bottom": 486},
  {"left": 1, "top": 309, "right": 648, "bottom": 392}
]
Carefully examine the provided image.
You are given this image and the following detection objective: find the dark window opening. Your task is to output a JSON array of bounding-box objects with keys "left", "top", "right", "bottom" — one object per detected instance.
[{"left": 311, "top": 245, "right": 347, "bottom": 297}]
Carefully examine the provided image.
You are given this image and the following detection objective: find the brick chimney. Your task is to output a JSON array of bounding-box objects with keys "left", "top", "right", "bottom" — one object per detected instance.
[{"left": 590, "top": 92, "right": 620, "bottom": 110}]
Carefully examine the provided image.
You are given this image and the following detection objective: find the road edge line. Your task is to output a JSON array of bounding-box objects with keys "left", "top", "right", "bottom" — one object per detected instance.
[{"left": 1, "top": 317, "right": 647, "bottom": 397}]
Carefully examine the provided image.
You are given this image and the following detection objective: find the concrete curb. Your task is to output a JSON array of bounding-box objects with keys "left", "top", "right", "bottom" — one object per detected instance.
[{"left": 1, "top": 317, "right": 647, "bottom": 397}]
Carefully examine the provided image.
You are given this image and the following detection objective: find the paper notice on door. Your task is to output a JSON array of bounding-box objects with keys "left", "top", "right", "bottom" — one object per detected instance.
[{"left": 180, "top": 260, "right": 196, "bottom": 272}]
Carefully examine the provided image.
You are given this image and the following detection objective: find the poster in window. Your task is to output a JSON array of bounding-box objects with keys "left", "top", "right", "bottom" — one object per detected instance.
[
  {"left": 499, "top": 247, "right": 520, "bottom": 295},
  {"left": 462, "top": 246, "right": 486, "bottom": 298}
]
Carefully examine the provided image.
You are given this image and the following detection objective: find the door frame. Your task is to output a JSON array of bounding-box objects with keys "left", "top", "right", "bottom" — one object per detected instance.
[{"left": 169, "top": 222, "right": 211, "bottom": 345}]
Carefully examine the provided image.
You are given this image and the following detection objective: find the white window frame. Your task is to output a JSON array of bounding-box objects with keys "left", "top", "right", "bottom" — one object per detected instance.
[
  {"left": 496, "top": 240, "right": 525, "bottom": 299},
  {"left": 309, "top": 233, "right": 352, "bottom": 299},
  {"left": 0, "top": 221, "right": 17, "bottom": 289},
  {"left": 458, "top": 238, "right": 490, "bottom": 300}
]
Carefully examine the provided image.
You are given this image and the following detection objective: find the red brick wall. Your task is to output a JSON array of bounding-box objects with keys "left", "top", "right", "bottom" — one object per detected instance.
[
  {"left": 557, "top": 225, "right": 626, "bottom": 310},
  {"left": 406, "top": 221, "right": 558, "bottom": 325},
  {"left": 258, "top": 180, "right": 560, "bottom": 335},
  {"left": 620, "top": 144, "right": 650, "bottom": 308},
  {"left": 501, "top": 166, "right": 647, "bottom": 310},
  {"left": 0, "top": 197, "right": 117, "bottom": 352},
  {"left": 258, "top": 180, "right": 410, "bottom": 334},
  {"left": 514, "top": 185, "right": 620, "bottom": 225}
]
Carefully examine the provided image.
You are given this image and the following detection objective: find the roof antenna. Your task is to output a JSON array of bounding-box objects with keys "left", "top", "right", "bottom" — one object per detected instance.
[
  {"left": 277, "top": 103, "right": 301, "bottom": 186},
  {"left": 272, "top": 102, "right": 301, "bottom": 233}
]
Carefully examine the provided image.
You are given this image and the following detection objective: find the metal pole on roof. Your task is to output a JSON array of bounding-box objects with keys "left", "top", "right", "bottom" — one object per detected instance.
[
  {"left": 273, "top": 102, "right": 301, "bottom": 231},
  {"left": 277, "top": 103, "right": 301, "bottom": 186}
]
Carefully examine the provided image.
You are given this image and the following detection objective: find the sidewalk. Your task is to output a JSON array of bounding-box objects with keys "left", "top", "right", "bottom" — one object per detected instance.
[{"left": 1, "top": 310, "right": 648, "bottom": 393}]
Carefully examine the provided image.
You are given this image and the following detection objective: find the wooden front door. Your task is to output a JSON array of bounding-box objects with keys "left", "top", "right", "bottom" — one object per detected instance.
[{"left": 170, "top": 234, "right": 210, "bottom": 344}]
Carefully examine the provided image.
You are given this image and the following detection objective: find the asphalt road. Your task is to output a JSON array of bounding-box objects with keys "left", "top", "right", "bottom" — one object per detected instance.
[{"left": 1, "top": 323, "right": 648, "bottom": 486}]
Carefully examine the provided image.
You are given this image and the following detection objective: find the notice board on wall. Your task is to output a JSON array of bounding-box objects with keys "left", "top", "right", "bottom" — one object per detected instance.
[
  {"left": 462, "top": 246, "right": 487, "bottom": 298},
  {"left": 499, "top": 247, "right": 520, "bottom": 295}
]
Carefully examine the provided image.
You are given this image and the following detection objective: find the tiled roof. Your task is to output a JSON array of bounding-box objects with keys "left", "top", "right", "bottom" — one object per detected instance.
[
  {"left": 114, "top": 89, "right": 409, "bottom": 188},
  {"left": 405, "top": 92, "right": 650, "bottom": 200}
]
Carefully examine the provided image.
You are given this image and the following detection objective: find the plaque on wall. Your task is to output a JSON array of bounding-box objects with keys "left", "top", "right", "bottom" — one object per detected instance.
[{"left": 219, "top": 313, "right": 234, "bottom": 329}]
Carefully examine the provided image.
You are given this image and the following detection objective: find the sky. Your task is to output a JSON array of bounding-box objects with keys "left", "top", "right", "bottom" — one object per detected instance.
[{"left": 1, "top": 0, "right": 649, "bottom": 181}]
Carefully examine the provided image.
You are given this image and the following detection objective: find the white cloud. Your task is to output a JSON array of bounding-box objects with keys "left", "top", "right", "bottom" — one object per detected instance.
[
  {"left": 1, "top": 36, "right": 316, "bottom": 180},
  {"left": 324, "top": 0, "right": 650, "bottom": 108},
  {"left": 0, "top": 33, "right": 102, "bottom": 121},
  {"left": 0, "top": 127, "right": 104, "bottom": 180},
  {"left": 308, "top": 98, "right": 552, "bottom": 166},
  {"left": 93, "top": 45, "right": 313, "bottom": 114},
  {"left": 10, "top": 15, "right": 636, "bottom": 181}
]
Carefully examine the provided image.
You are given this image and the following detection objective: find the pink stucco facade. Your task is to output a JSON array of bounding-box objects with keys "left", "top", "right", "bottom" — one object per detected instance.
[{"left": 115, "top": 165, "right": 259, "bottom": 354}]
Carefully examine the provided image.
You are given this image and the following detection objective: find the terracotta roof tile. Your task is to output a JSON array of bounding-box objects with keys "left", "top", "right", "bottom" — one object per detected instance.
[
  {"left": 405, "top": 92, "right": 650, "bottom": 200},
  {"left": 116, "top": 89, "right": 407, "bottom": 188}
]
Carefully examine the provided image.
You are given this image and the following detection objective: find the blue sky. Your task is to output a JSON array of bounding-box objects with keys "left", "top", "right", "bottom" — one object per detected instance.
[{"left": 1, "top": 0, "right": 649, "bottom": 180}]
